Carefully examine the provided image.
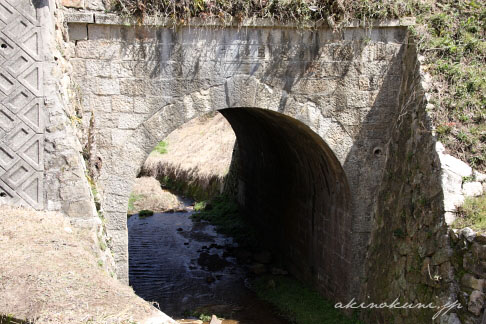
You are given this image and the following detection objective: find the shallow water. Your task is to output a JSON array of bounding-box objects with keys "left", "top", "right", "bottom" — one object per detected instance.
[{"left": 128, "top": 210, "right": 291, "bottom": 323}]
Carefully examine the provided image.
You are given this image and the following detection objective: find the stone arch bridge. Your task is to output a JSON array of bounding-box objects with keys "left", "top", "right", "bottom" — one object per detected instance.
[{"left": 0, "top": 1, "right": 415, "bottom": 303}]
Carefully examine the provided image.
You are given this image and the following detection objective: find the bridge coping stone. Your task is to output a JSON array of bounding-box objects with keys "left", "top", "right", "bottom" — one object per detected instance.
[{"left": 64, "top": 12, "right": 415, "bottom": 28}]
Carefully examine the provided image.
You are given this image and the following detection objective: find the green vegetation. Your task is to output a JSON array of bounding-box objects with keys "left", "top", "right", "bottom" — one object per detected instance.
[
  {"left": 392, "top": 228, "right": 406, "bottom": 238},
  {"left": 0, "top": 315, "right": 29, "bottom": 324},
  {"left": 198, "top": 314, "right": 212, "bottom": 322},
  {"left": 159, "top": 174, "right": 221, "bottom": 202},
  {"left": 192, "top": 198, "right": 356, "bottom": 323},
  {"left": 153, "top": 141, "right": 168, "bottom": 154},
  {"left": 253, "top": 275, "right": 362, "bottom": 324},
  {"left": 127, "top": 193, "right": 143, "bottom": 215},
  {"left": 111, "top": 0, "right": 486, "bottom": 172},
  {"left": 139, "top": 209, "right": 154, "bottom": 218},
  {"left": 181, "top": 310, "right": 214, "bottom": 322},
  {"left": 191, "top": 195, "right": 258, "bottom": 248},
  {"left": 194, "top": 200, "right": 207, "bottom": 211},
  {"left": 454, "top": 194, "right": 486, "bottom": 231}
]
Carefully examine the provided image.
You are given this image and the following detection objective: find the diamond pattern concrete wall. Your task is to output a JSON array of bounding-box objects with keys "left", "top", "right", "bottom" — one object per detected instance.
[{"left": 0, "top": 0, "right": 44, "bottom": 210}]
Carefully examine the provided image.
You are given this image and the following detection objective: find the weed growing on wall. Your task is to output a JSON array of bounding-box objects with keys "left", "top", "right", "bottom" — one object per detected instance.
[{"left": 152, "top": 141, "right": 168, "bottom": 154}]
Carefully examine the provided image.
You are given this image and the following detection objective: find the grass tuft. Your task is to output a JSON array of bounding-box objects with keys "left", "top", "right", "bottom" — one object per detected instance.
[
  {"left": 128, "top": 193, "right": 143, "bottom": 215},
  {"left": 194, "top": 201, "right": 207, "bottom": 211},
  {"left": 139, "top": 209, "right": 154, "bottom": 218},
  {"left": 252, "top": 275, "right": 362, "bottom": 324},
  {"left": 454, "top": 194, "right": 486, "bottom": 231},
  {"left": 153, "top": 141, "right": 168, "bottom": 154}
]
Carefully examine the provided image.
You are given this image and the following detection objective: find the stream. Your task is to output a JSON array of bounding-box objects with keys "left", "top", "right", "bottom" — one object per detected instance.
[{"left": 128, "top": 208, "right": 291, "bottom": 323}]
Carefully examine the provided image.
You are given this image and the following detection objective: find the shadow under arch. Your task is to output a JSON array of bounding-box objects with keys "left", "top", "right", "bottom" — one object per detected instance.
[{"left": 219, "top": 107, "right": 352, "bottom": 300}]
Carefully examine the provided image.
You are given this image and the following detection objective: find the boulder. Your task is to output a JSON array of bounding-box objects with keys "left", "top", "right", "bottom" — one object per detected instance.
[
  {"left": 463, "top": 182, "right": 483, "bottom": 197},
  {"left": 461, "top": 273, "right": 485, "bottom": 292},
  {"left": 440, "top": 153, "right": 472, "bottom": 178},
  {"left": 209, "top": 315, "right": 222, "bottom": 324},
  {"left": 473, "top": 170, "right": 486, "bottom": 182},
  {"left": 443, "top": 194, "right": 464, "bottom": 213},
  {"left": 468, "top": 290, "right": 485, "bottom": 316},
  {"left": 461, "top": 228, "right": 476, "bottom": 242},
  {"left": 472, "top": 242, "right": 486, "bottom": 260}
]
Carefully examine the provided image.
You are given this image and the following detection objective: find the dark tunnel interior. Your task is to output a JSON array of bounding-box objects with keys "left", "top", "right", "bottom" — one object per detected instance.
[{"left": 219, "top": 108, "right": 352, "bottom": 299}]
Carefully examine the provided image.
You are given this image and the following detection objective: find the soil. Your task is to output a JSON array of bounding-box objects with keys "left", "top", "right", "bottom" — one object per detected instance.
[{"left": 0, "top": 205, "right": 175, "bottom": 324}]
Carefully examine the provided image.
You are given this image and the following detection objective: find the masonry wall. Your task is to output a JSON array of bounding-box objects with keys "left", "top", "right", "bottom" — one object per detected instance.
[
  {"left": 0, "top": 0, "right": 115, "bottom": 276},
  {"left": 64, "top": 15, "right": 408, "bottom": 300},
  {"left": 363, "top": 44, "right": 455, "bottom": 323}
]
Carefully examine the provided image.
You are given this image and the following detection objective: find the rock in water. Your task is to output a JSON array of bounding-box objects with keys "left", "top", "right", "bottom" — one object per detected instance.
[{"left": 209, "top": 315, "right": 222, "bottom": 324}]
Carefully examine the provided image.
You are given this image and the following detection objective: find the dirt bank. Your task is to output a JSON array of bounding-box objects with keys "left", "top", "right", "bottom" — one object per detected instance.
[
  {"left": 0, "top": 205, "right": 176, "bottom": 324},
  {"left": 129, "top": 177, "right": 184, "bottom": 214},
  {"left": 141, "top": 112, "right": 236, "bottom": 199}
]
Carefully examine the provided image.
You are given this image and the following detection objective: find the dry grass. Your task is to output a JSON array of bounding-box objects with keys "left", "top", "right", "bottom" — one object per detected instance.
[
  {"left": 141, "top": 112, "right": 236, "bottom": 200},
  {"left": 0, "top": 205, "right": 176, "bottom": 324},
  {"left": 129, "top": 177, "right": 184, "bottom": 214}
]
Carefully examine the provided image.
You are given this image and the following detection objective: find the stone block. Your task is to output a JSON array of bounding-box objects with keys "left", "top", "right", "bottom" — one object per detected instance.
[
  {"left": 85, "top": 0, "right": 105, "bottom": 10},
  {"left": 462, "top": 274, "right": 485, "bottom": 292},
  {"left": 119, "top": 79, "right": 145, "bottom": 96},
  {"left": 103, "top": 194, "right": 129, "bottom": 213},
  {"left": 473, "top": 170, "right": 486, "bottom": 182},
  {"left": 88, "top": 24, "right": 112, "bottom": 40},
  {"left": 68, "top": 23, "right": 88, "bottom": 41},
  {"left": 64, "top": 12, "right": 93, "bottom": 23},
  {"left": 111, "top": 128, "right": 133, "bottom": 146},
  {"left": 94, "top": 13, "right": 132, "bottom": 25},
  {"left": 86, "top": 59, "right": 111, "bottom": 77},
  {"left": 91, "top": 94, "right": 112, "bottom": 113},
  {"left": 442, "top": 167, "right": 463, "bottom": 195},
  {"left": 443, "top": 193, "right": 464, "bottom": 213},
  {"left": 440, "top": 153, "right": 473, "bottom": 178},
  {"left": 475, "top": 234, "right": 486, "bottom": 244},
  {"left": 102, "top": 176, "right": 132, "bottom": 196},
  {"left": 463, "top": 181, "right": 483, "bottom": 197},
  {"left": 461, "top": 228, "right": 477, "bottom": 242},
  {"left": 70, "top": 58, "right": 86, "bottom": 77},
  {"left": 95, "top": 78, "right": 119, "bottom": 95},
  {"left": 472, "top": 242, "right": 486, "bottom": 260},
  {"left": 111, "top": 95, "right": 133, "bottom": 113},
  {"left": 117, "top": 113, "right": 146, "bottom": 130},
  {"left": 468, "top": 290, "right": 484, "bottom": 316},
  {"left": 111, "top": 61, "right": 135, "bottom": 78},
  {"left": 444, "top": 212, "right": 457, "bottom": 225},
  {"left": 60, "top": 181, "right": 89, "bottom": 201},
  {"left": 62, "top": 0, "right": 84, "bottom": 8},
  {"left": 65, "top": 199, "right": 97, "bottom": 219}
]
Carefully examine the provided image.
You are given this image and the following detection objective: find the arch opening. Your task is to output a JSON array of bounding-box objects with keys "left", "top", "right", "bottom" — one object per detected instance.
[{"left": 127, "top": 107, "right": 352, "bottom": 319}]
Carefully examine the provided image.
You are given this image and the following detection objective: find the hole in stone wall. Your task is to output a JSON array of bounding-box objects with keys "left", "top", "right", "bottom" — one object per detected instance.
[
  {"left": 1, "top": 44, "right": 7, "bottom": 49},
  {"left": 373, "top": 147, "right": 383, "bottom": 156},
  {"left": 0, "top": 192, "right": 7, "bottom": 197}
]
